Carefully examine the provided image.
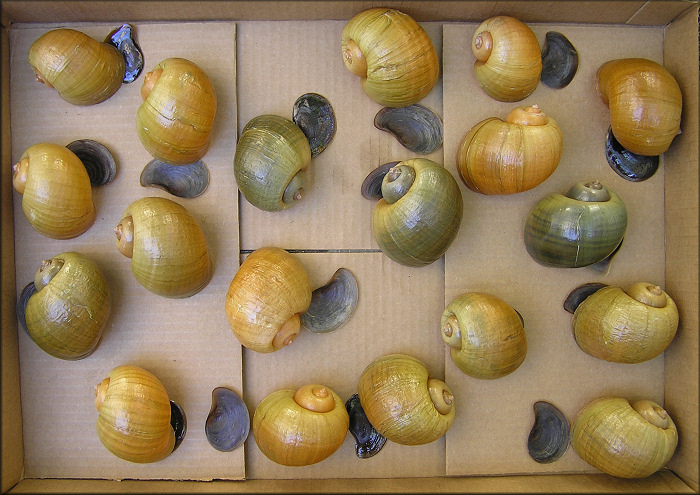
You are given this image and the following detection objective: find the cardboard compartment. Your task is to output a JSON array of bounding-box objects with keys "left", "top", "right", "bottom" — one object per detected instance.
[{"left": 1, "top": 2, "right": 698, "bottom": 493}]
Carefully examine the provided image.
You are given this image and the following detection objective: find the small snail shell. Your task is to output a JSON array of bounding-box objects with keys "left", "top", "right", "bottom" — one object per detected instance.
[
  {"left": 234, "top": 115, "right": 311, "bottom": 211},
  {"left": 524, "top": 180, "right": 627, "bottom": 268},
  {"left": 225, "top": 247, "right": 312, "bottom": 353},
  {"left": 357, "top": 353, "right": 455, "bottom": 445},
  {"left": 341, "top": 8, "right": 439, "bottom": 107},
  {"left": 571, "top": 397, "right": 678, "bottom": 478},
  {"left": 472, "top": 16, "right": 542, "bottom": 102},
  {"left": 371, "top": 159, "right": 463, "bottom": 267},
  {"left": 597, "top": 58, "right": 682, "bottom": 156},
  {"left": 252, "top": 384, "right": 349, "bottom": 466},
  {"left": 12, "top": 143, "right": 95, "bottom": 239},
  {"left": 441, "top": 292, "right": 527, "bottom": 379},
  {"left": 94, "top": 365, "right": 177, "bottom": 463},
  {"left": 456, "top": 105, "right": 563, "bottom": 194},
  {"left": 136, "top": 58, "right": 217, "bottom": 165},
  {"left": 28, "top": 28, "right": 125, "bottom": 105},
  {"left": 21, "top": 252, "right": 110, "bottom": 360},
  {"left": 572, "top": 283, "right": 679, "bottom": 364},
  {"left": 115, "top": 197, "right": 212, "bottom": 298}
]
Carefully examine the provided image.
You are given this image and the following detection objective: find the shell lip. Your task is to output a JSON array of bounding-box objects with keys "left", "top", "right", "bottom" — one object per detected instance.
[
  {"left": 170, "top": 400, "right": 187, "bottom": 453},
  {"left": 292, "top": 93, "right": 336, "bottom": 157},
  {"left": 300, "top": 268, "right": 359, "bottom": 334},
  {"left": 140, "top": 159, "right": 210, "bottom": 198},
  {"left": 66, "top": 139, "right": 117, "bottom": 187},
  {"left": 346, "top": 393, "right": 387, "bottom": 459},
  {"left": 540, "top": 31, "right": 578, "bottom": 89},
  {"left": 105, "top": 23, "right": 144, "bottom": 83},
  {"left": 205, "top": 387, "right": 250, "bottom": 452},
  {"left": 361, "top": 161, "right": 400, "bottom": 200},
  {"left": 563, "top": 283, "right": 609, "bottom": 314},
  {"left": 374, "top": 104, "right": 444, "bottom": 155},
  {"left": 604, "top": 127, "right": 659, "bottom": 182}
]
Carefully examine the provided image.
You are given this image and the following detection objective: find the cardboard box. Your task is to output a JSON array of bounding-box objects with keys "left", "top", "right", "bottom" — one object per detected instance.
[{"left": 1, "top": 1, "right": 697, "bottom": 492}]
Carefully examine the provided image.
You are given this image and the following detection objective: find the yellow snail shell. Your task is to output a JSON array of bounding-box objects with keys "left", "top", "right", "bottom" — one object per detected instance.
[
  {"left": 225, "top": 247, "right": 312, "bottom": 353},
  {"left": 115, "top": 197, "right": 212, "bottom": 298},
  {"left": 12, "top": 143, "right": 95, "bottom": 239},
  {"left": 94, "top": 365, "right": 176, "bottom": 463},
  {"left": 456, "top": 105, "right": 562, "bottom": 195},
  {"left": 252, "top": 384, "right": 349, "bottom": 466},
  {"left": 472, "top": 16, "right": 542, "bottom": 102},
  {"left": 357, "top": 353, "right": 455, "bottom": 445},
  {"left": 341, "top": 8, "right": 439, "bottom": 107},
  {"left": 572, "top": 283, "right": 679, "bottom": 364},
  {"left": 597, "top": 58, "right": 682, "bottom": 156},
  {"left": 571, "top": 397, "right": 678, "bottom": 478},
  {"left": 137, "top": 58, "right": 217, "bottom": 165},
  {"left": 28, "top": 28, "right": 125, "bottom": 105},
  {"left": 441, "top": 292, "right": 527, "bottom": 379}
]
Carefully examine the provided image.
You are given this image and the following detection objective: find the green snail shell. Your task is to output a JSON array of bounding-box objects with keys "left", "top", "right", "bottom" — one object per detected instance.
[
  {"left": 524, "top": 180, "right": 627, "bottom": 268},
  {"left": 234, "top": 114, "right": 311, "bottom": 212},
  {"left": 372, "top": 159, "right": 463, "bottom": 267}
]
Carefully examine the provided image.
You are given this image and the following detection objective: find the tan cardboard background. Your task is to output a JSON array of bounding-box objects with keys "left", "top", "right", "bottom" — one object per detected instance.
[{"left": 9, "top": 22, "right": 243, "bottom": 480}]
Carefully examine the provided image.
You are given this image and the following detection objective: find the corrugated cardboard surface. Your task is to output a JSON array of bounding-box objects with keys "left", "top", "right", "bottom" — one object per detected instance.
[{"left": 9, "top": 22, "right": 243, "bottom": 480}]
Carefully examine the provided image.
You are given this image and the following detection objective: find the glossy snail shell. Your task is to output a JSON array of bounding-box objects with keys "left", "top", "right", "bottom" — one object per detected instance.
[
  {"left": 225, "top": 247, "right": 312, "bottom": 353},
  {"left": 456, "top": 105, "right": 563, "bottom": 194},
  {"left": 23, "top": 252, "right": 110, "bottom": 360},
  {"left": 28, "top": 28, "right": 125, "bottom": 105},
  {"left": 12, "top": 143, "right": 95, "bottom": 239},
  {"left": 137, "top": 58, "right": 217, "bottom": 165},
  {"left": 234, "top": 115, "right": 311, "bottom": 211},
  {"left": 571, "top": 397, "right": 678, "bottom": 478},
  {"left": 597, "top": 58, "right": 682, "bottom": 156},
  {"left": 115, "top": 197, "right": 212, "bottom": 298},
  {"left": 573, "top": 283, "right": 679, "bottom": 364},
  {"left": 252, "top": 384, "right": 349, "bottom": 466},
  {"left": 94, "top": 365, "right": 176, "bottom": 463},
  {"left": 441, "top": 292, "right": 527, "bottom": 379},
  {"left": 524, "top": 181, "right": 627, "bottom": 268},
  {"left": 341, "top": 8, "right": 439, "bottom": 107},
  {"left": 372, "top": 159, "right": 463, "bottom": 267},
  {"left": 472, "top": 16, "right": 542, "bottom": 102},
  {"left": 357, "top": 353, "right": 455, "bottom": 445}
]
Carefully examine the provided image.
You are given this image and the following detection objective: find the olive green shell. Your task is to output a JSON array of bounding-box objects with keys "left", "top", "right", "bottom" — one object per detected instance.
[
  {"left": 24, "top": 252, "right": 110, "bottom": 360},
  {"left": 524, "top": 182, "right": 627, "bottom": 268},
  {"left": 234, "top": 115, "right": 311, "bottom": 212},
  {"left": 372, "top": 159, "right": 463, "bottom": 267}
]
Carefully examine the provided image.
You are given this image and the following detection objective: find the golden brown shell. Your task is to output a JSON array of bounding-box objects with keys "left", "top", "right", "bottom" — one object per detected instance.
[{"left": 225, "top": 247, "right": 312, "bottom": 353}]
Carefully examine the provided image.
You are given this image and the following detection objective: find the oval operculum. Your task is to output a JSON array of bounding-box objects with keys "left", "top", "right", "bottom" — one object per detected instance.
[
  {"left": 428, "top": 378, "right": 454, "bottom": 415},
  {"left": 170, "top": 400, "right": 187, "bottom": 452},
  {"left": 540, "top": 31, "right": 578, "bottom": 89},
  {"left": 294, "top": 384, "right": 335, "bottom": 413},
  {"left": 301, "top": 268, "right": 359, "bottom": 334},
  {"left": 282, "top": 170, "right": 306, "bottom": 206},
  {"left": 381, "top": 164, "right": 416, "bottom": 204},
  {"left": 16, "top": 282, "right": 36, "bottom": 336},
  {"left": 66, "top": 139, "right": 117, "bottom": 187},
  {"left": 374, "top": 104, "right": 444, "bottom": 154},
  {"left": 292, "top": 93, "right": 336, "bottom": 157},
  {"left": 565, "top": 180, "right": 611, "bottom": 202},
  {"left": 605, "top": 127, "right": 659, "bottom": 182},
  {"left": 140, "top": 159, "right": 209, "bottom": 198},
  {"left": 627, "top": 282, "right": 667, "bottom": 308},
  {"left": 472, "top": 30, "right": 493, "bottom": 62},
  {"left": 114, "top": 215, "right": 135, "bottom": 258},
  {"left": 528, "top": 401, "right": 570, "bottom": 464},
  {"left": 206, "top": 387, "right": 250, "bottom": 452},
  {"left": 632, "top": 399, "right": 671, "bottom": 429},
  {"left": 346, "top": 393, "right": 387, "bottom": 459},
  {"left": 343, "top": 39, "right": 367, "bottom": 78},
  {"left": 563, "top": 282, "right": 609, "bottom": 314},
  {"left": 361, "top": 162, "right": 400, "bottom": 200},
  {"left": 104, "top": 23, "right": 144, "bottom": 83}
]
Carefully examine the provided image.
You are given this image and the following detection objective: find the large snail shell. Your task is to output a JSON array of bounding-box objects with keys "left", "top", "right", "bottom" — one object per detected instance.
[
  {"left": 28, "top": 28, "right": 125, "bottom": 105},
  {"left": 252, "top": 384, "right": 349, "bottom": 466},
  {"left": 225, "top": 247, "right": 312, "bottom": 353},
  {"left": 572, "top": 283, "right": 679, "bottom": 364},
  {"left": 372, "top": 159, "right": 463, "bottom": 267},
  {"left": 94, "top": 365, "right": 176, "bottom": 463},
  {"left": 456, "top": 105, "right": 562, "bottom": 194},
  {"left": 114, "top": 197, "right": 212, "bottom": 298},
  {"left": 234, "top": 115, "right": 311, "bottom": 211},
  {"left": 441, "top": 292, "right": 527, "bottom": 379},
  {"left": 22, "top": 252, "right": 110, "bottom": 360},
  {"left": 357, "top": 353, "right": 455, "bottom": 445},
  {"left": 12, "top": 143, "right": 95, "bottom": 239},
  {"left": 524, "top": 181, "right": 627, "bottom": 268},
  {"left": 341, "top": 8, "right": 439, "bottom": 107},
  {"left": 137, "top": 58, "right": 217, "bottom": 165},
  {"left": 597, "top": 58, "right": 682, "bottom": 156},
  {"left": 571, "top": 397, "right": 678, "bottom": 478},
  {"left": 472, "top": 16, "right": 542, "bottom": 102}
]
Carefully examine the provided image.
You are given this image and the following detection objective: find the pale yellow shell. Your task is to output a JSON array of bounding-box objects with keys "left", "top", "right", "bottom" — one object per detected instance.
[{"left": 571, "top": 397, "right": 678, "bottom": 478}]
